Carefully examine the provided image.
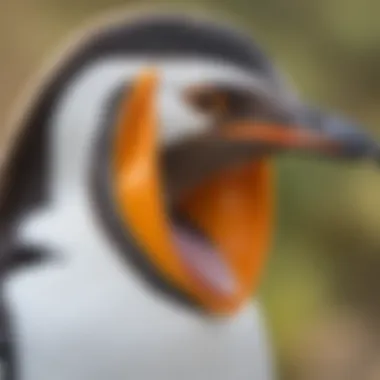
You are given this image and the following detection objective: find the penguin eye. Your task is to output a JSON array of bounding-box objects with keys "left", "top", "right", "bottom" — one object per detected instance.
[{"left": 185, "top": 87, "right": 239, "bottom": 117}]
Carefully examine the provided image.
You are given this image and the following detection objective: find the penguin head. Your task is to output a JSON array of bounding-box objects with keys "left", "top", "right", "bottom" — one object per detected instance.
[{"left": 2, "top": 12, "right": 379, "bottom": 316}]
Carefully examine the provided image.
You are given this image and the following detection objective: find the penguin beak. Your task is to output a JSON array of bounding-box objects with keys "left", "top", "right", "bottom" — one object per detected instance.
[
  {"left": 112, "top": 69, "right": 379, "bottom": 316},
  {"left": 220, "top": 108, "right": 380, "bottom": 162}
]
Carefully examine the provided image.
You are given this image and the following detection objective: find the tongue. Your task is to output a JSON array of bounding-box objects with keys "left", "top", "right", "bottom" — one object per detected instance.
[{"left": 171, "top": 225, "right": 236, "bottom": 296}]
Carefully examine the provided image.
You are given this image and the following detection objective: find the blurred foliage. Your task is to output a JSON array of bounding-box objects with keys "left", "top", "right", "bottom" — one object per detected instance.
[{"left": 1, "top": 0, "right": 380, "bottom": 378}]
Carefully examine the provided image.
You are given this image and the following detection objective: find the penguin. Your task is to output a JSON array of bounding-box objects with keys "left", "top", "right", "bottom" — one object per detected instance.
[{"left": 0, "top": 11, "right": 379, "bottom": 380}]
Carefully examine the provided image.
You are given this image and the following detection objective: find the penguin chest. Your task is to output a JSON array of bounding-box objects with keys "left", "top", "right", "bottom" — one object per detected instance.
[
  {"left": 3, "top": 204, "right": 272, "bottom": 380},
  {"left": 5, "top": 264, "right": 273, "bottom": 380}
]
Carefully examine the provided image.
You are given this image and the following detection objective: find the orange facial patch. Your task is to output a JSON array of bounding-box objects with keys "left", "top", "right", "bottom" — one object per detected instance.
[{"left": 112, "top": 69, "right": 273, "bottom": 315}]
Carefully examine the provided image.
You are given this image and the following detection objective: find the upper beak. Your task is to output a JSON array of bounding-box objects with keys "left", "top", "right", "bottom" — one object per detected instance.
[
  {"left": 164, "top": 106, "right": 380, "bottom": 206},
  {"left": 222, "top": 105, "right": 380, "bottom": 164}
]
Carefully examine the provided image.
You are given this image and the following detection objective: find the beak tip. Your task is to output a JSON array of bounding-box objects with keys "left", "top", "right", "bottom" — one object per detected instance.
[{"left": 303, "top": 107, "right": 380, "bottom": 163}]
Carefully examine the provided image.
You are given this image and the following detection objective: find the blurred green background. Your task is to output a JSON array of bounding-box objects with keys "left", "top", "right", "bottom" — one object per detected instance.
[{"left": 1, "top": 0, "right": 380, "bottom": 379}]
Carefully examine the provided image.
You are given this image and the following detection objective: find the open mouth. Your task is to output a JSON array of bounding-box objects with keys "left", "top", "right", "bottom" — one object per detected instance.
[
  {"left": 162, "top": 138, "right": 270, "bottom": 300},
  {"left": 112, "top": 70, "right": 272, "bottom": 313},
  {"left": 165, "top": 149, "right": 246, "bottom": 299},
  {"left": 111, "top": 69, "right": 380, "bottom": 314}
]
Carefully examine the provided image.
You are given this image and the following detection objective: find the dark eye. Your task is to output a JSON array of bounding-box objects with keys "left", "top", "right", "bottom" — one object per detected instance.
[{"left": 185, "top": 87, "right": 240, "bottom": 117}]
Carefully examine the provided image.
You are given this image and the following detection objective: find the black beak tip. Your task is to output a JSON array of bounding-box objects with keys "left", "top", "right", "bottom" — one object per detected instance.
[{"left": 302, "top": 106, "right": 380, "bottom": 163}]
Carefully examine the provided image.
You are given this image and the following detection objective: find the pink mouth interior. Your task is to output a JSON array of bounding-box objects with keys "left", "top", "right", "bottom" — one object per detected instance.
[{"left": 171, "top": 224, "right": 236, "bottom": 296}]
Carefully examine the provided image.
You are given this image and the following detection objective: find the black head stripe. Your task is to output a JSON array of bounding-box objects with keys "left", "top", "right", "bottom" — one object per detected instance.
[
  {"left": 0, "top": 11, "right": 277, "bottom": 250},
  {"left": 79, "top": 13, "right": 275, "bottom": 75}
]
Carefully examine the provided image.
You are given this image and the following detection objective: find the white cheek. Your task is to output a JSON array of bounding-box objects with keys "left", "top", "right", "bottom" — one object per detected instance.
[{"left": 158, "top": 86, "right": 212, "bottom": 146}]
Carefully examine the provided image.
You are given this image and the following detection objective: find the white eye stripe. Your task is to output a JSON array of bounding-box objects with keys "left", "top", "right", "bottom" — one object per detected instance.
[
  {"left": 158, "top": 85, "right": 212, "bottom": 146},
  {"left": 46, "top": 56, "right": 298, "bottom": 188}
]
